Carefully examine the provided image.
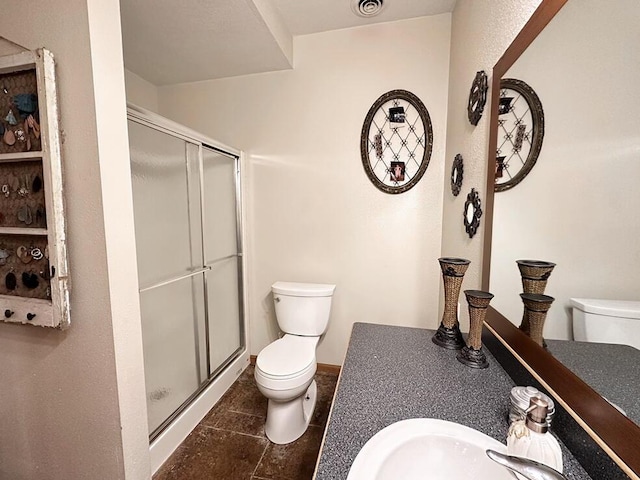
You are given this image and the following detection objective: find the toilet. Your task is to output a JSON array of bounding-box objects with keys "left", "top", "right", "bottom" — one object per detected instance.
[
  {"left": 570, "top": 298, "right": 640, "bottom": 351},
  {"left": 255, "top": 281, "right": 336, "bottom": 444}
]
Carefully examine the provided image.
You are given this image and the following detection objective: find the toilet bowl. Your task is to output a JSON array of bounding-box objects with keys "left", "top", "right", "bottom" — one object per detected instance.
[
  {"left": 571, "top": 298, "right": 640, "bottom": 351},
  {"left": 255, "top": 281, "right": 336, "bottom": 444},
  {"left": 255, "top": 335, "right": 319, "bottom": 444}
]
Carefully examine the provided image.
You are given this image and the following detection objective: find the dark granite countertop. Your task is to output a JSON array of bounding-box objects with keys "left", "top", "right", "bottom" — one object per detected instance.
[
  {"left": 547, "top": 340, "right": 640, "bottom": 425},
  {"left": 314, "top": 322, "right": 591, "bottom": 480}
]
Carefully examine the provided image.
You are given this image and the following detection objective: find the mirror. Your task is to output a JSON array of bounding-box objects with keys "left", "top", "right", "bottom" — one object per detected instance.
[
  {"left": 492, "top": 0, "right": 640, "bottom": 419},
  {"left": 451, "top": 153, "right": 463, "bottom": 196},
  {"left": 463, "top": 188, "right": 481, "bottom": 238},
  {"left": 483, "top": 0, "right": 640, "bottom": 476},
  {"left": 467, "top": 70, "right": 488, "bottom": 126}
]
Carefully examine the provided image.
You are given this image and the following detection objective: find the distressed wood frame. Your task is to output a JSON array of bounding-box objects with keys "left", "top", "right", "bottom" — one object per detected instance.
[{"left": 0, "top": 49, "right": 70, "bottom": 328}]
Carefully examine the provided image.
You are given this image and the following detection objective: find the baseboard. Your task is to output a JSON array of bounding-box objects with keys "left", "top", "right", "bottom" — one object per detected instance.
[
  {"left": 249, "top": 354, "right": 341, "bottom": 375},
  {"left": 316, "top": 362, "right": 341, "bottom": 375}
]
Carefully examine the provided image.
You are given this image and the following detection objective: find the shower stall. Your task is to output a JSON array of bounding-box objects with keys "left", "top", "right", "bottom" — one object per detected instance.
[{"left": 127, "top": 105, "right": 248, "bottom": 471}]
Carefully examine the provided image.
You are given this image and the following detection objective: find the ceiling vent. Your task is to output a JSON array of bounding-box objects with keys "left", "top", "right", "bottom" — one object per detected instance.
[{"left": 351, "top": 0, "right": 385, "bottom": 18}]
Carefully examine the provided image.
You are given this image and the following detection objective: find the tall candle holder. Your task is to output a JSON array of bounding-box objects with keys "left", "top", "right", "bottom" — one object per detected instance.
[
  {"left": 520, "top": 293, "right": 555, "bottom": 348},
  {"left": 457, "top": 290, "right": 494, "bottom": 369},
  {"left": 432, "top": 257, "right": 470, "bottom": 350},
  {"left": 516, "top": 260, "right": 555, "bottom": 336}
]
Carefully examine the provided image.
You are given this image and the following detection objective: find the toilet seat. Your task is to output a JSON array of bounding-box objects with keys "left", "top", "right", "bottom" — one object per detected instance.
[
  {"left": 257, "top": 335, "right": 317, "bottom": 377},
  {"left": 256, "top": 335, "right": 318, "bottom": 390}
]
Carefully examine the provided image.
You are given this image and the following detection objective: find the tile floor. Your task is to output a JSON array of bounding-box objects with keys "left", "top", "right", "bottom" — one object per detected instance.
[{"left": 154, "top": 365, "right": 338, "bottom": 480}]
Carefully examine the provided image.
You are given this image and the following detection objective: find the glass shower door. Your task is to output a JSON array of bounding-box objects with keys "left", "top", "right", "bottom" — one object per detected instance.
[
  {"left": 128, "top": 111, "right": 245, "bottom": 444},
  {"left": 202, "top": 146, "right": 244, "bottom": 373},
  {"left": 129, "top": 121, "right": 207, "bottom": 436}
]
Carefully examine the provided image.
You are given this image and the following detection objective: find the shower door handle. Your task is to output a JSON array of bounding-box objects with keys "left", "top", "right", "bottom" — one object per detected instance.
[{"left": 139, "top": 267, "right": 211, "bottom": 293}]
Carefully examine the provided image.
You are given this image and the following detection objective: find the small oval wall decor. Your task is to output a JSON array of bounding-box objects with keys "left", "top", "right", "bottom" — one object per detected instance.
[
  {"left": 468, "top": 71, "right": 488, "bottom": 126},
  {"left": 451, "top": 154, "right": 464, "bottom": 196},
  {"left": 464, "top": 188, "right": 482, "bottom": 238},
  {"left": 360, "top": 89, "right": 433, "bottom": 194}
]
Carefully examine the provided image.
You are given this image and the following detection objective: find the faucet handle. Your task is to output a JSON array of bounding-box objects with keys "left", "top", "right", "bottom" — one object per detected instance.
[{"left": 486, "top": 449, "right": 567, "bottom": 480}]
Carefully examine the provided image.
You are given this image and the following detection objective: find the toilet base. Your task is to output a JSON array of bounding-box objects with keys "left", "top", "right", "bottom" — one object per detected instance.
[{"left": 265, "top": 380, "right": 317, "bottom": 444}]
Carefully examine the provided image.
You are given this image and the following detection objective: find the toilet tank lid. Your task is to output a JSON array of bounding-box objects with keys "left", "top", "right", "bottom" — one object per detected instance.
[
  {"left": 272, "top": 281, "right": 336, "bottom": 297},
  {"left": 570, "top": 298, "right": 640, "bottom": 319}
]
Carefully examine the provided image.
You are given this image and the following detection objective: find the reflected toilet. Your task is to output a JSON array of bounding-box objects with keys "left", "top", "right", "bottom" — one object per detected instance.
[{"left": 571, "top": 298, "right": 640, "bottom": 350}]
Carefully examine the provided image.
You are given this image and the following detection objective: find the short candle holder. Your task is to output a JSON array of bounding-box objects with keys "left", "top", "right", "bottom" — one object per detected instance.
[
  {"left": 457, "top": 290, "right": 494, "bottom": 369},
  {"left": 432, "top": 257, "right": 470, "bottom": 350},
  {"left": 516, "top": 260, "right": 555, "bottom": 336},
  {"left": 520, "top": 293, "right": 555, "bottom": 348}
]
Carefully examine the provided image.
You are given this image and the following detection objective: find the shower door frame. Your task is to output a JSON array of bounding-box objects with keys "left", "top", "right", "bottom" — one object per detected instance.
[{"left": 127, "top": 104, "right": 249, "bottom": 473}]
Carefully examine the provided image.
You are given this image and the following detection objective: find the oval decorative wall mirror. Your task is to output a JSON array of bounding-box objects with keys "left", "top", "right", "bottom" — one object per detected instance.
[
  {"left": 360, "top": 89, "right": 433, "bottom": 194},
  {"left": 495, "top": 78, "right": 545, "bottom": 192},
  {"left": 463, "top": 188, "right": 482, "bottom": 238},
  {"left": 468, "top": 71, "right": 488, "bottom": 126},
  {"left": 451, "top": 154, "right": 464, "bottom": 196}
]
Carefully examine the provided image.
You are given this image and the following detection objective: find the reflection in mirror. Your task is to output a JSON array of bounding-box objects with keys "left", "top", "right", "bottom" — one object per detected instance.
[
  {"left": 489, "top": 0, "right": 640, "bottom": 430},
  {"left": 494, "top": 78, "right": 544, "bottom": 192}
]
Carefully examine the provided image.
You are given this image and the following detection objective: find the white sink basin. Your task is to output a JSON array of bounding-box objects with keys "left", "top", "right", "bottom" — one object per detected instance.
[{"left": 347, "top": 418, "right": 515, "bottom": 480}]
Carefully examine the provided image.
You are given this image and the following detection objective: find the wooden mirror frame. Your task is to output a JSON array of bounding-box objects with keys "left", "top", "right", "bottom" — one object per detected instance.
[{"left": 481, "top": 0, "right": 640, "bottom": 477}]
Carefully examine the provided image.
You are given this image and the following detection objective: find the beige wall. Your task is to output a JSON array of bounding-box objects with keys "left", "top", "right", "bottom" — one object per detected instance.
[
  {"left": 159, "top": 15, "right": 452, "bottom": 365},
  {"left": 0, "top": 1, "right": 148, "bottom": 479},
  {"left": 125, "top": 68, "right": 159, "bottom": 112},
  {"left": 441, "top": 0, "right": 542, "bottom": 331}
]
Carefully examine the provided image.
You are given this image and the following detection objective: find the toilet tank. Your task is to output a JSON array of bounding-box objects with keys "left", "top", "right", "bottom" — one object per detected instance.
[
  {"left": 272, "top": 282, "right": 336, "bottom": 336},
  {"left": 571, "top": 298, "right": 640, "bottom": 350}
]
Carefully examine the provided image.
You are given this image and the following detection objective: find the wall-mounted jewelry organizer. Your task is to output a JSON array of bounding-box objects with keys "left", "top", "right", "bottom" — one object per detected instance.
[{"left": 0, "top": 49, "right": 69, "bottom": 328}]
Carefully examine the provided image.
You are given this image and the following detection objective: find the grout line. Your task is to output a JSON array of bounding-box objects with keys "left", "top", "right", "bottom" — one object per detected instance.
[
  {"left": 227, "top": 408, "right": 266, "bottom": 418},
  {"left": 200, "top": 424, "right": 267, "bottom": 441},
  {"left": 251, "top": 438, "right": 270, "bottom": 479}
]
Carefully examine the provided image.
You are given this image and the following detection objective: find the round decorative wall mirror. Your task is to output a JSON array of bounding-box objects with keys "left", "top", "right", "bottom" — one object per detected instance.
[
  {"left": 360, "top": 89, "right": 433, "bottom": 194},
  {"left": 451, "top": 154, "right": 464, "bottom": 196},
  {"left": 495, "top": 78, "right": 545, "bottom": 192}
]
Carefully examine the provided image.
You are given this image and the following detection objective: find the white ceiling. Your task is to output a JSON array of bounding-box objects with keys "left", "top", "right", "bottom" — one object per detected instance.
[
  {"left": 121, "top": 0, "right": 456, "bottom": 86},
  {"left": 272, "top": 0, "right": 456, "bottom": 35}
]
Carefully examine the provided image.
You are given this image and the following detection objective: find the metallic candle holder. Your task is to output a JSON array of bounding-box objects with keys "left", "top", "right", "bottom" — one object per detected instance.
[
  {"left": 432, "top": 257, "right": 470, "bottom": 350},
  {"left": 516, "top": 260, "right": 555, "bottom": 336},
  {"left": 457, "top": 290, "right": 494, "bottom": 369},
  {"left": 520, "top": 293, "right": 555, "bottom": 348}
]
